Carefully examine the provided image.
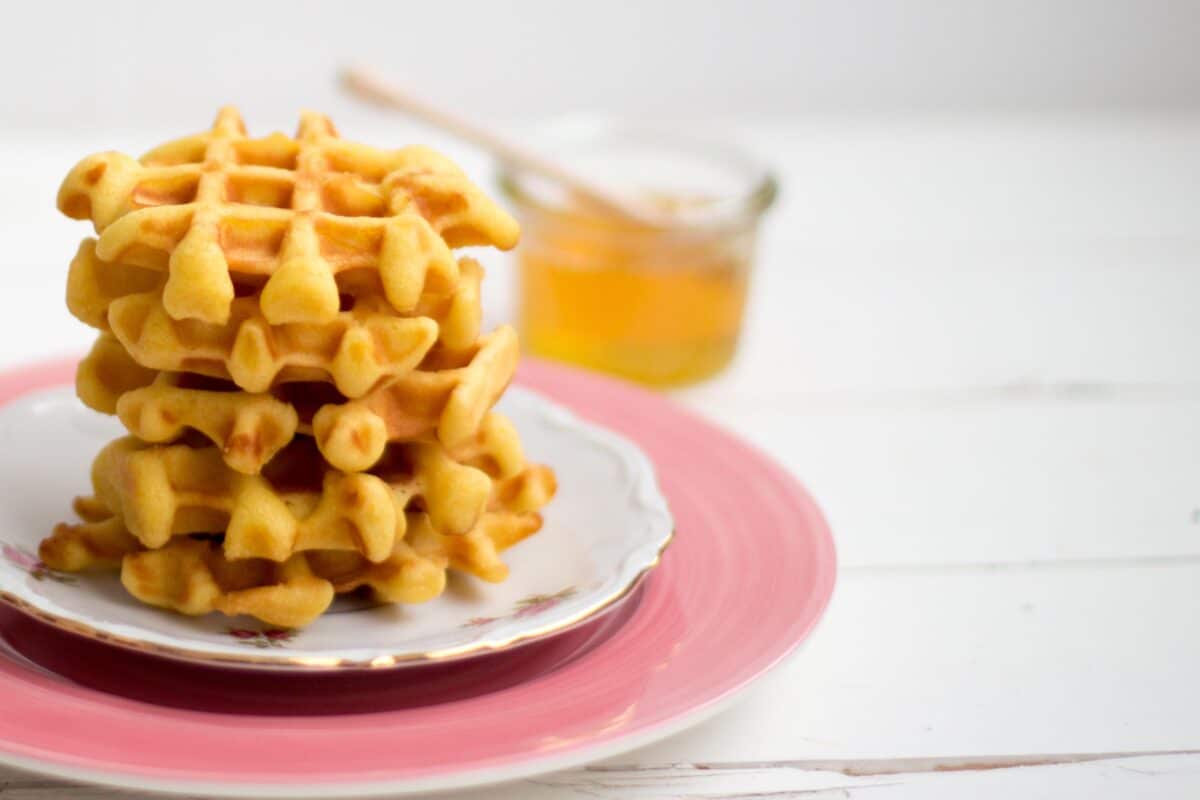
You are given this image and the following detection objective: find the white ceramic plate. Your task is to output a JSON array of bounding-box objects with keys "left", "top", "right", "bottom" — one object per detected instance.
[{"left": 0, "top": 386, "right": 673, "bottom": 670}]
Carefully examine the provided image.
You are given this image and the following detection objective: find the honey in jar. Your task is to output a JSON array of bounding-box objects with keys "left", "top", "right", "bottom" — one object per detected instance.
[{"left": 499, "top": 123, "right": 776, "bottom": 387}]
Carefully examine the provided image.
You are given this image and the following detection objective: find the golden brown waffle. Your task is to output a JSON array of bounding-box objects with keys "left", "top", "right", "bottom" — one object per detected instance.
[
  {"left": 44, "top": 484, "right": 551, "bottom": 627},
  {"left": 75, "top": 334, "right": 157, "bottom": 415},
  {"left": 314, "top": 325, "right": 519, "bottom": 467},
  {"left": 54, "top": 427, "right": 554, "bottom": 562},
  {"left": 38, "top": 497, "right": 141, "bottom": 572},
  {"left": 122, "top": 538, "right": 338, "bottom": 628},
  {"left": 105, "top": 289, "right": 437, "bottom": 397},
  {"left": 66, "top": 239, "right": 160, "bottom": 330},
  {"left": 77, "top": 326, "right": 519, "bottom": 473},
  {"left": 47, "top": 108, "right": 556, "bottom": 628},
  {"left": 114, "top": 508, "right": 543, "bottom": 627},
  {"left": 43, "top": 431, "right": 553, "bottom": 565},
  {"left": 58, "top": 107, "right": 519, "bottom": 326},
  {"left": 67, "top": 238, "right": 484, "bottom": 352},
  {"left": 117, "top": 373, "right": 300, "bottom": 475},
  {"left": 82, "top": 437, "right": 481, "bottom": 561}
]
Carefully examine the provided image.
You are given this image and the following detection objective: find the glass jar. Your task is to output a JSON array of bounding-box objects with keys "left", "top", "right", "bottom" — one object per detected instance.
[{"left": 497, "top": 121, "right": 777, "bottom": 387}]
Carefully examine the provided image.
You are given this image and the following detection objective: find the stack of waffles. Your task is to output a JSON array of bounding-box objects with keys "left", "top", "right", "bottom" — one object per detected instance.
[{"left": 38, "top": 108, "right": 556, "bottom": 627}]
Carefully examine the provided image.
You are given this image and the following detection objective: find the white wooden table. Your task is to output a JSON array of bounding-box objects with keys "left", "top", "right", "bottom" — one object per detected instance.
[{"left": 1, "top": 114, "right": 1198, "bottom": 798}]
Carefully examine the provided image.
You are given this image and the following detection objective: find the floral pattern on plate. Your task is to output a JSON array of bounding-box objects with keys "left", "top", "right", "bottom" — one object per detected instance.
[
  {"left": 226, "top": 627, "right": 298, "bottom": 648},
  {"left": 1, "top": 543, "right": 75, "bottom": 585},
  {"left": 463, "top": 587, "right": 577, "bottom": 628}
]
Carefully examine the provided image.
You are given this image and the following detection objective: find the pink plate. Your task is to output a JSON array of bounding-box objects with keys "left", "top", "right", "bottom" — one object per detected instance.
[{"left": 0, "top": 356, "right": 836, "bottom": 797}]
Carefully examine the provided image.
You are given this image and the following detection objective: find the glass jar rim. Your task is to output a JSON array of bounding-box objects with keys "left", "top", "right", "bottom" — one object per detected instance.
[{"left": 496, "top": 116, "right": 778, "bottom": 230}]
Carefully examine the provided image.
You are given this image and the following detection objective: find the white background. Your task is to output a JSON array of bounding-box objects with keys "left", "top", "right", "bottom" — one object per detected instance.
[
  {"left": 1, "top": 0, "right": 1198, "bottom": 130},
  {"left": 2, "top": 2, "right": 1200, "bottom": 798}
]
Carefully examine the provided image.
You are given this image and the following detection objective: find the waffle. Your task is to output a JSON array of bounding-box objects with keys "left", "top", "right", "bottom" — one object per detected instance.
[
  {"left": 105, "top": 289, "right": 437, "bottom": 398},
  {"left": 123, "top": 537, "right": 338, "bottom": 628},
  {"left": 114, "top": 508, "right": 544, "bottom": 627},
  {"left": 77, "top": 326, "right": 519, "bottom": 473},
  {"left": 43, "top": 427, "right": 553, "bottom": 563},
  {"left": 43, "top": 482, "right": 551, "bottom": 627},
  {"left": 75, "top": 334, "right": 157, "bottom": 415},
  {"left": 67, "top": 237, "right": 484, "bottom": 352},
  {"left": 37, "top": 497, "right": 141, "bottom": 572},
  {"left": 122, "top": 371, "right": 522, "bottom": 476},
  {"left": 117, "top": 372, "right": 300, "bottom": 475},
  {"left": 84, "top": 437, "right": 514, "bottom": 564},
  {"left": 315, "top": 324, "right": 520, "bottom": 467},
  {"left": 47, "top": 109, "right": 556, "bottom": 628},
  {"left": 58, "top": 107, "right": 519, "bottom": 326}
]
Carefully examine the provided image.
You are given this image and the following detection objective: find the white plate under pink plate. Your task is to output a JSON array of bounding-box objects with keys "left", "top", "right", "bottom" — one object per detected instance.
[{"left": 0, "top": 356, "right": 836, "bottom": 797}]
